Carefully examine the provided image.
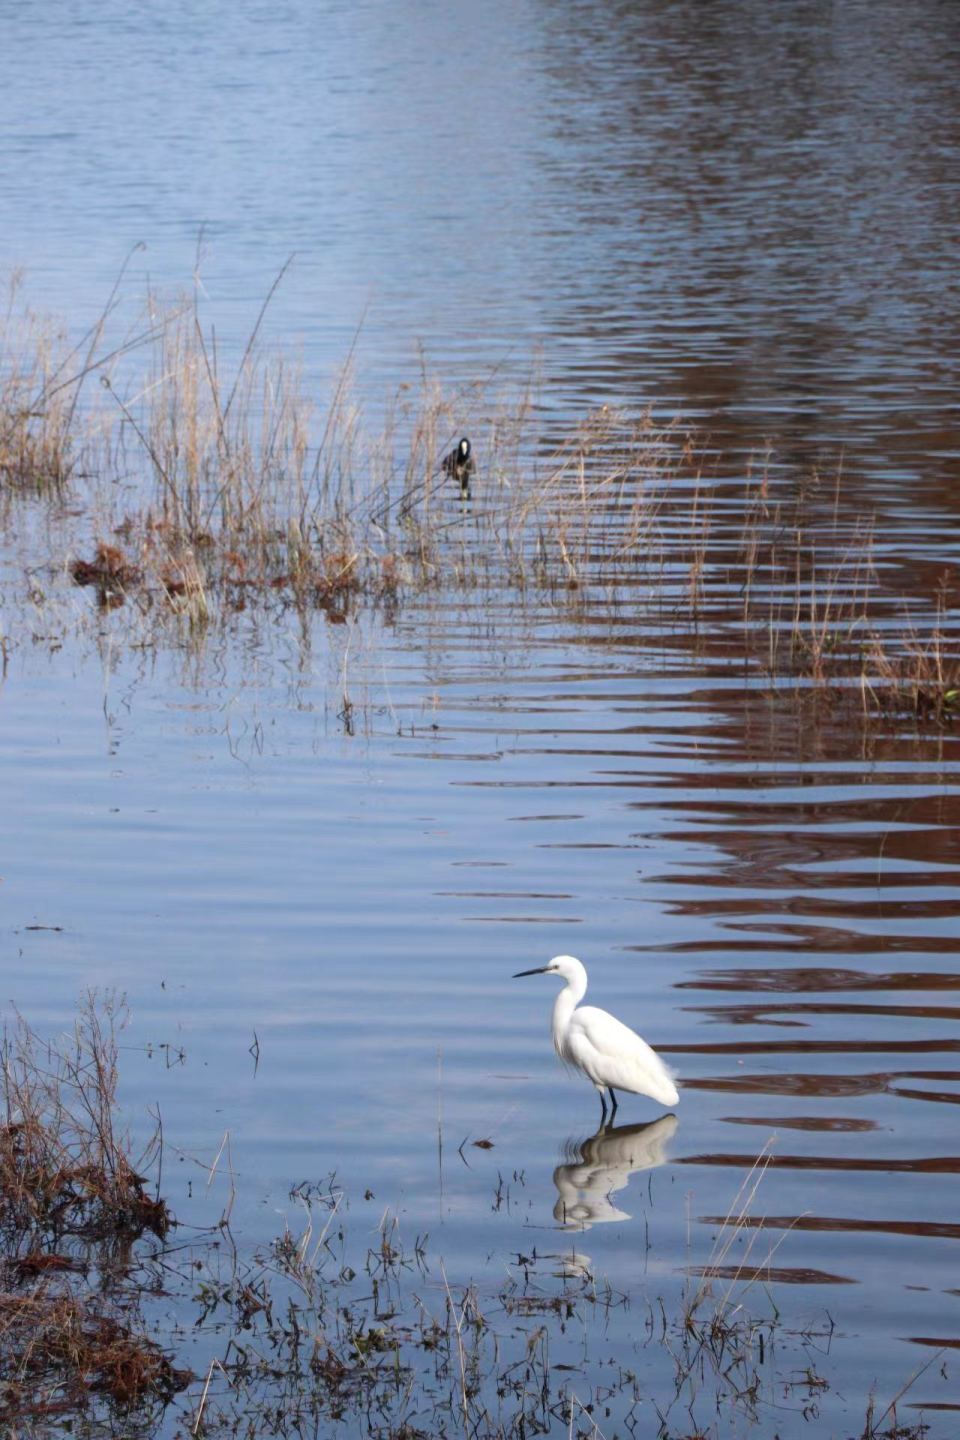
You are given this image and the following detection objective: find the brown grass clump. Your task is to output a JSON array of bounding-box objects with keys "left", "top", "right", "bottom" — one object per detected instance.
[
  {"left": 0, "top": 996, "right": 170, "bottom": 1252},
  {"left": 0, "top": 1112, "right": 169, "bottom": 1249},
  {"left": 0, "top": 995, "right": 183, "bottom": 1431},
  {"left": 0, "top": 1290, "right": 191, "bottom": 1425},
  {"left": 70, "top": 541, "right": 143, "bottom": 609}
]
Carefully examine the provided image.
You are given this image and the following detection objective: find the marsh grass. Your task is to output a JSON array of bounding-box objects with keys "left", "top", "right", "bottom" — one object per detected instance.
[
  {"left": 0, "top": 995, "right": 187, "bottom": 1432},
  {"left": 0, "top": 995, "right": 169, "bottom": 1253},
  {"left": 0, "top": 248, "right": 161, "bottom": 493},
  {"left": 0, "top": 282, "right": 77, "bottom": 492},
  {"left": 181, "top": 1166, "right": 933, "bottom": 1440},
  {"left": 187, "top": 1186, "right": 637, "bottom": 1439},
  {"left": 2, "top": 270, "right": 957, "bottom": 723}
]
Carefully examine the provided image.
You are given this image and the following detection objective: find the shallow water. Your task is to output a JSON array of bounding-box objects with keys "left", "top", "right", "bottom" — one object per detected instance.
[
  {"left": 3, "top": 1, "right": 960, "bottom": 1435},
  {"left": 7, "top": 591, "right": 960, "bottom": 1431}
]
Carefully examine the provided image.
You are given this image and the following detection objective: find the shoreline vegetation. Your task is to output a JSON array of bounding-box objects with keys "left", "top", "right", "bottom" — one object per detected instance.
[
  {"left": 0, "top": 266, "right": 957, "bottom": 724},
  {"left": 0, "top": 996, "right": 934, "bottom": 1439}
]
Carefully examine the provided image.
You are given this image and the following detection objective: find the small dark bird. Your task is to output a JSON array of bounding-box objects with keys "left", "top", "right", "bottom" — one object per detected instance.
[{"left": 441, "top": 436, "right": 474, "bottom": 496}]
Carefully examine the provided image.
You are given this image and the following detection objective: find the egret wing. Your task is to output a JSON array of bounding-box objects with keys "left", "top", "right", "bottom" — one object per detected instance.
[{"left": 566, "top": 1006, "right": 678, "bottom": 1106}]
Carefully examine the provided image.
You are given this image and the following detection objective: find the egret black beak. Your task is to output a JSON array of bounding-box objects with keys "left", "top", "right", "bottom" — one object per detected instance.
[{"left": 513, "top": 966, "right": 549, "bottom": 978}]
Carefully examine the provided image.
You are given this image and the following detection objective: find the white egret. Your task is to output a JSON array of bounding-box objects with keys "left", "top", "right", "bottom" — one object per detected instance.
[{"left": 513, "top": 955, "right": 679, "bottom": 1120}]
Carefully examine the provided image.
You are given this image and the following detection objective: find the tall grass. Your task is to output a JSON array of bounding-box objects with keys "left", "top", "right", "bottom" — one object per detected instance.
[
  {"left": 0, "top": 279, "right": 76, "bottom": 491},
  {"left": 2, "top": 270, "right": 957, "bottom": 721}
]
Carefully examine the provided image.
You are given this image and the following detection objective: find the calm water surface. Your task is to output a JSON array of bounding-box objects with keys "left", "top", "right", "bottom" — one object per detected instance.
[{"left": 2, "top": 1, "right": 960, "bottom": 1435}]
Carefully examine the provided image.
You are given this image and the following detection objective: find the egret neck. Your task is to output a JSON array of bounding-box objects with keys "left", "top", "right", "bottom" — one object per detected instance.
[{"left": 551, "top": 962, "right": 587, "bottom": 1058}]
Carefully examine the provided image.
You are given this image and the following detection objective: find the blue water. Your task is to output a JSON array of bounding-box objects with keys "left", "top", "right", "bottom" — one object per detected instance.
[{"left": 3, "top": 1, "right": 960, "bottom": 1434}]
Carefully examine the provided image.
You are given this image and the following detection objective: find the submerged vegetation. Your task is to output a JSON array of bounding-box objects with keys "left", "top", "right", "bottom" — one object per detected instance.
[
  {"left": 0, "top": 998, "right": 937, "bottom": 1439},
  {"left": 0, "top": 265, "right": 957, "bottom": 724}
]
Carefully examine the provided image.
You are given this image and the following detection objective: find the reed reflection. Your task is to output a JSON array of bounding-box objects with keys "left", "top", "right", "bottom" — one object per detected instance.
[{"left": 552, "top": 1115, "right": 677, "bottom": 1231}]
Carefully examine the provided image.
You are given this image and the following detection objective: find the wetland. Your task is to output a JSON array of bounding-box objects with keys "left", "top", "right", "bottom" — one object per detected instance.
[{"left": 1, "top": 2, "right": 959, "bottom": 1435}]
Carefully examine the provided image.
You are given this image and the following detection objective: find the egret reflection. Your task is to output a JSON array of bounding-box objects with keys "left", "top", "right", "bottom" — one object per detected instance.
[{"left": 553, "top": 1115, "right": 678, "bottom": 1230}]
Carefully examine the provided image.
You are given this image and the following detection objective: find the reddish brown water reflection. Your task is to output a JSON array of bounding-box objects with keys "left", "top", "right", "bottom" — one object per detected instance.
[
  {"left": 699, "top": 1215, "right": 960, "bottom": 1243},
  {"left": 687, "top": 1265, "right": 855, "bottom": 1286}
]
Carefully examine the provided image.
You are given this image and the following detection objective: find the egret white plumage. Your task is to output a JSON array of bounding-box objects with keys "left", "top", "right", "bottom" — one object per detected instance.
[{"left": 513, "top": 955, "right": 679, "bottom": 1120}]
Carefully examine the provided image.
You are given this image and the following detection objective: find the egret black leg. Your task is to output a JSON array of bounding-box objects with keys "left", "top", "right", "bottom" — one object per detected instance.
[
  {"left": 609, "top": 1087, "right": 619, "bottom": 1116},
  {"left": 598, "top": 1089, "right": 608, "bottom": 1122}
]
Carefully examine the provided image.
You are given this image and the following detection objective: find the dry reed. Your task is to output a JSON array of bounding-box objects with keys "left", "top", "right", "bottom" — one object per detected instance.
[
  {"left": 0, "top": 995, "right": 184, "bottom": 1431},
  {"left": 2, "top": 271, "right": 956, "bottom": 724}
]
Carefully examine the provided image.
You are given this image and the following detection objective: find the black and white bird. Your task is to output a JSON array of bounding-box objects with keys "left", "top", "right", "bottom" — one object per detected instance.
[{"left": 441, "top": 436, "right": 474, "bottom": 496}]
